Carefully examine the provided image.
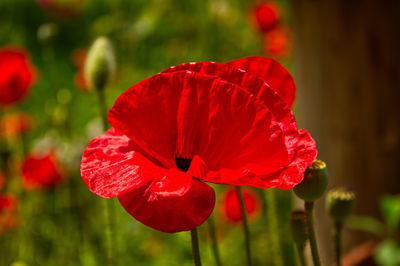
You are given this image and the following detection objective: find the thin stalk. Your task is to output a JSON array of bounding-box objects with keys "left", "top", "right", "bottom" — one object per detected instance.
[
  {"left": 236, "top": 186, "right": 252, "bottom": 266},
  {"left": 207, "top": 215, "right": 222, "bottom": 266},
  {"left": 97, "top": 89, "right": 109, "bottom": 131},
  {"left": 96, "top": 89, "right": 115, "bottom": 265},
  {"left": 304, "top": 201, "right": 321, "bottom": 266},
  {"left": 295, "top": 245, "right": 307, "bottom": 266},
  {"left": 334, "top": 221, "right": 342, "bottom": 266},
  {"left": 191, "top": 228, "right": 202, "bottom": 266},
  {"left": 265, "top": 189, "right": 283, "bottom": 266}
]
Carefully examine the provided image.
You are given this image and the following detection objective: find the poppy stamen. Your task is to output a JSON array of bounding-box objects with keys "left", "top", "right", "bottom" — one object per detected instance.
[{"left": 175, "top": 156, "right": 192, "bottom": 173}]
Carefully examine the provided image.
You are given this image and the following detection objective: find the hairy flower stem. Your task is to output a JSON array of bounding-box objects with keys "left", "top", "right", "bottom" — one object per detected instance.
[
  {"left": 296, "top": 244, "right": 307, "bottom": 266},
  {"left": 207, "top": 215, "right": 222, "bottom": 266},
  {"left": 265, "top": 190, "right": 283, "bottom": 266},
  {"left": 236, "top": 186, "right": 253, "bottom": 266},
  {"left": 97, "top": 89, "right": 109, "bottom": 131},
  {"left": 191, "top": 228, "right": 202, "bottom": 266},
  {"left": 304, "top": 201, "right": 321, "bottom": 266},
  {"left": 96, "top": 89, "right": 115, "bottom": 264},
  {"left": 334, "top": 221, "right": 343, "bottom": 266}
]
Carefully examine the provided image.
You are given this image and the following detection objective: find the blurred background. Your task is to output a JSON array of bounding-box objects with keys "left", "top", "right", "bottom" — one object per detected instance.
[{"left": 0, "top": 0, "right": 399, "bottom": 265}]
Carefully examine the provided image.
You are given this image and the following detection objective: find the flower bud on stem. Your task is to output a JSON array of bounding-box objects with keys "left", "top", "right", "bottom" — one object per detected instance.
[
  {"left": 326, "top": 188, "right": 356, "bottom": 266},
  {"left": 294, "top": 160, "right": 328, "bottom": 266},
  {"left": 290, "top": 211, "right": 308, "bottom": 266}
]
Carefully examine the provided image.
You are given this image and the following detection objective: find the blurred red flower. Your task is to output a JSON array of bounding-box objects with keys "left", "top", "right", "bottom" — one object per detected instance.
[
  {"left": 0, "top": 194, "right": 19, "bottom": 233},
  {"left": 264, "top": 26, "right": 292, "bottom": 58},
  {"left": 71, "top": 49, "right": 89, "bottom": 91},
  {"left": 37, "top": 0, "right": 86, "bottom": 19},
  {"left": 253, "top": 2, "right": 280, "bottom": 33},
  {"left": 0, "top": 171, "right": 4, "bottom": 190},
  {"left": 22, "top": 152, "right": 63, "bottom": 190},
  {"left": 81, "top": 57, "right": 317, "bottom": 233},
  {"left": 1, "top": 112, "right": 33, "bottom": 138},
  {"left": 0, "top": 47, "right": 36, "bottom": 106},
  {"left": 221, "top": 188, "right": 261, "bottom": 223}
]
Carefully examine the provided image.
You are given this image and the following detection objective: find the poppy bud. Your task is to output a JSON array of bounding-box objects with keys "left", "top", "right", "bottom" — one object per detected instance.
[
  {"left": 84, "top": 37, "right": 115, "bottom": 91},
  {"left": 37, "top": 23, "right": 58, "bottom": 44},
  {"left": 294, "top": 159, "right": 328, "bottom": 202},
  {"left": 326, "top": 187, "right": 355, "bottom": 222},
  {"left": 290, "top": 210, "right": 308, "bottom": 248}
]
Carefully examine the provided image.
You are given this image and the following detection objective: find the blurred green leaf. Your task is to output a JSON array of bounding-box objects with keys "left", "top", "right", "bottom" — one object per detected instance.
[
  {"left": 348, "top": 215, "right": 386, "bottom": 237},
  {"left": 374, "top": 240, "right": 400, "bottom": 266},
  {"left": 380, "top": 194, "right": 400, "bottom": 232}
]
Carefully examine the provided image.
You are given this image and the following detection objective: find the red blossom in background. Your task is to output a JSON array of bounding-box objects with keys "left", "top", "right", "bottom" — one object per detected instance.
[
  {"left": 221, "top": 188, "right": 261, "bottom": 223},
  {"left": 37, "top": 0, "right": 86, "bottom": 19},
  {"left": 1, "top": 112, "right": 33, "bottom": 138},
  {"left": 22, "top": 152, "right": 63, "bottom": 190},
  {"left": 0, "top": 47, "right": 36, "bottom": 106},
  {"left": 0, "top": 194, "right": 19, "bottom": 234},
  {"left": 71, "top": 49, "right": 89, "bottom": 91},
  {"left": 264, "top": 26, "right": 291, "bottom": 58},
  {"left": 253, "top": 2, "right": 280, "bottom": 33},
  {"left": 0, "top": 172, "right": 4, "bottom": 190},
  {"left": 81, "top": 56, "right": 317, "bottom": 233}
]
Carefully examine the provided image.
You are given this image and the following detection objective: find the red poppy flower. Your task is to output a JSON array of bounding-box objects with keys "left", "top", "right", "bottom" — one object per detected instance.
[
  {"left": 1, "top": 112, "right": 33, "bottom": 138},
  {"left": 0, "top": 172, "right": 4, "bottom": 190},
  {"left": 0, "top": 194, "right": 19, "bottom": 233},
  {"left": 71, "top": 49, "right": 89, "bottom": 91},
  {"left": 22, "top": 152, "right": 63, "bottom": 190},
  {"left": 264, "top": 26, "right": 291, "bottom": 58},
  {"left": 221, "top": 188, "right": 261, "bottom": 223},
  {"left": 0, "top": 48, "right": 36, "bottom": 106},
  {"left": 253, "top": 2, "right": 280, "bottom": 33},
  {"left": 81, "top": 57, "right": 317, "bottom": 233},
  {"left": 37, "top": 0, "right": 85, "bottom": 19}
]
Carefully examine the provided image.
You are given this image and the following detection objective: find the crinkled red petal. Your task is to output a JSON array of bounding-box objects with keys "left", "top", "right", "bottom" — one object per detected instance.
[
  {"left": 118, "top": 177, "right": 215, "bottom": 233},
  {"left": 81, "top": 128, "right": 194, "bottom": 198},
  {"left": 205, "top": 129, "right": 317, "bottom": 189},
  {"left": 162, "top": 61, "right": 294, "bottom": 125},
  {"left": 227, "top": 56, "right": 296, "bottom": 107}
]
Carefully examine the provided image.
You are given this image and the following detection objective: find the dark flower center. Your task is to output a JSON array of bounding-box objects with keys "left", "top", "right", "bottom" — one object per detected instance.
[{"left": 175, "top": 156, "right": 192, "bottom": 173}]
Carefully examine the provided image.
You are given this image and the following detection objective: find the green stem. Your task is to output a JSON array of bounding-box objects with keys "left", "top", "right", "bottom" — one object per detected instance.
[
  {"left": 334, "top": 221, "right": 342, "bottom": 266},
  {"left": 191, "top": 228, "right": 202, "bottom": 266},
  {"left": 207, "top": 215, "right": 222, "bottom": 266},
  {"left": 304, "top": 201, "right": 321, "bottom": 266},
  {"left": 236, "top": 186, "right": 252, "bottom": 266},
  {"left": 295, "top": 244, "right": 307, "bottom": 266},
  {"left": 96, "top": 89, "right": 115, "bottom": 264},
  {"left": 97, "top": 89, "right": 108, "bottom": 131},
  {"left": 265, "top": 189, "right": 283, "bottom": 266},
  {"left": 103, "top": 199, "right": 114, "bottom": 265}
]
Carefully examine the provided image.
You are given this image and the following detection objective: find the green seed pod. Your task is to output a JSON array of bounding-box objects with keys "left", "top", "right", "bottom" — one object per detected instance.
[
  {"left": 37, "top": 23, "right": 59, "bottom": 44},
  {"left": 294, "top": 159, "right": 328, "bottom": 202},
  {"left": 290, "top": 210, "right": 308, "bottom": 248},
  {"left": 84, "top": 36, "right": 116, "bottom": 91},
  {"left": 326, "top": 187, "right": 356, "bottom": 222}
]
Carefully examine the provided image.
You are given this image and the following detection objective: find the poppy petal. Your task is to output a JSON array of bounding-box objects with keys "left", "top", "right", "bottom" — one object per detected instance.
[
  {"left": 227, "top": 56, "right": 296, "bottom": 107},
  {"left": 204, "top": 129, "right": 317, "bottom": 189},
  {"left": 118, "top": 177, "right": 215, "bottom": 233},
  {"left": 162, "top": 61, "right": 294, "bottom": 125}
]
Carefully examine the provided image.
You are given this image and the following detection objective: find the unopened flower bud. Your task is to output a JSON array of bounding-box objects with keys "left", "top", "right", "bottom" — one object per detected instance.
[
  {"left": 294, "top": 159, "right": 328, "bottom": 202},
  {"left": 37, "top": 23, "right": 59, "bottom": 44},
  {"left": 84, "top": 37, "right": 116, "bottom": 91},
  {"left": 290, "top": 210, "right": 308, "bottom": 247},
  {"left": 326, "top": 187, "right": 355, "bottom": 222}
]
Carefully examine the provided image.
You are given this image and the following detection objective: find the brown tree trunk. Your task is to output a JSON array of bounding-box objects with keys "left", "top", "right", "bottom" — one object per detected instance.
[{"left": 290, "top": 0, "right": 400, "bottom": 264}]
